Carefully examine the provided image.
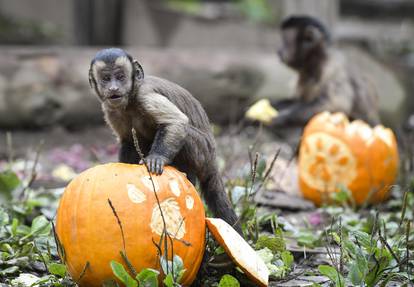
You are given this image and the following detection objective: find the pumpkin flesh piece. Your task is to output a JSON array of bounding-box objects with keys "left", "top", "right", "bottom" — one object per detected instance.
[{"left": 206, "top": 218, "right": 269, "bottom": 287}]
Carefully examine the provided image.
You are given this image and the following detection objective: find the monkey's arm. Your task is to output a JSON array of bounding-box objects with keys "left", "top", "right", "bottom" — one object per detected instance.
[
  {"left": 141, "top": 93, "right": 189, "bottom": 174},
  {"left": 119, "top": 140, "right": 141, "bottom": 164},
  {"left": 271, "top": 99, "right": 327, "bottom": 126},
  {"left": 273, "top": 83, "right": 354, "bottom": 126}
]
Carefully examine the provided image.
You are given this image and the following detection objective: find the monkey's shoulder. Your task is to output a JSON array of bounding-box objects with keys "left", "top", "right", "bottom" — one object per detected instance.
[
  {"left": 139, "top": 76, "right": 192, "bottom": 98},
  {"left": 138, "top": 76, "right": 210, "bottom": 128}
]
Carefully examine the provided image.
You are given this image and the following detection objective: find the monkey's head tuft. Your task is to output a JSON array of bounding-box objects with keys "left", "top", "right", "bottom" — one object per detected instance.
[
  {"left": 92, "top": 48, "right": 130, "bottom": 64},
  {"left": 281, "top": 16, "right": 330, "bottom": 42},
  {"left": 89, "top": 48, "right": 144, "bottom": 109},
  {"left": 278, "top": 15, "right": 330, "bottom": 70}
]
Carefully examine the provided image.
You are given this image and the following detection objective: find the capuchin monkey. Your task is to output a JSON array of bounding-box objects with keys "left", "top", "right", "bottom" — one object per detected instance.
[
  {"left": 273, "top": 15, "right": 380, "bottom": 128},
  {"left": 89, "top": 48, "right": 242, "bottom": 234}
]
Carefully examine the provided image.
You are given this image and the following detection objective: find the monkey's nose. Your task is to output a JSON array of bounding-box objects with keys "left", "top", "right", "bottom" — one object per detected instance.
[{"left": 109, "top": 86, "right": 119, "bottom": 92}]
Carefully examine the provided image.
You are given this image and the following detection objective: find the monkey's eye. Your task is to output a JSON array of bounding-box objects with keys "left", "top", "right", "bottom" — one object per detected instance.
[
  {"left": 101, "top": 75, "right": 111, "bottom": 82},
  {"left": 116, "top": 74, "right": 125, "bottom": 81},
  {"left": 303, "top": 35, "right": 313, "bottom": 43}
]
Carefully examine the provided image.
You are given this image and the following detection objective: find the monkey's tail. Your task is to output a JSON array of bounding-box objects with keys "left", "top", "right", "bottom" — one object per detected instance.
[{"left": 199, "top": 166, "right": 243, "bottom": 235}]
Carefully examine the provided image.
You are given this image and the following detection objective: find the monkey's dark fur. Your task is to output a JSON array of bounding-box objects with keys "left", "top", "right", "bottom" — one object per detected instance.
[
  {"left": 89, "top": 48, "right": 241, "bottom": 233},
  {"left": 274, "top": 15, "right": 380, "bottom": 128}
]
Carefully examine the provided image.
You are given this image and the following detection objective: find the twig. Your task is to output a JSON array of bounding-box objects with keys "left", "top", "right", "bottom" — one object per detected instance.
[
  {"left": 172, "top": 218, "right": 191, "bottom": 246},
  {"left": 378, "top": 224, "right": 401, "bottom": 267},
  {"left": 131, "top": 128, "right": 175, "bottom": 277},
  {"left": 399, "top": 190, "right": 409, "bottom": 227},
  {"left": 405, "top": 220, "right": 410, "bottom": 274},
  {"left": 108, "top": 199, "right": 126, "bottom": 255},
  {"left": 248, "top": 152, "right": 259, "bottom": 197},
  {"left": 339, "top": 217, "right": 344, "bottom": 274},
  {"left": 324, "top": 217, "right": 339, "bottom": 269},
  {"left": 120, "top": 251, "right": 138, "bottom": 277},
  {"left": 6, "top": 132, "right": 13, "bottom": 166},
  {"left": 107, "top": 198, "right": 137, "bottom": 277},
  {"left": 33, "top": 240, "right": 48, "bottom": 271},
  {"left": 253, "top": 148, "right": 281, "bottom": 195},
  {"left": 77, "top": 261, "right": 90, "bottom": 282},
  {"left": 52, "top": 221, "right": 65, "bottom": 263},
  {"left": 18, "top": 140, "right": 44, "bottom": 201}
]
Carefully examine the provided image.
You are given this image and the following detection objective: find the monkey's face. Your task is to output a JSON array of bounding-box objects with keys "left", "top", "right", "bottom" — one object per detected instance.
[
  {"left": 278, "top": 26, "right": 325, "bottom": 70},
  {"left": 92, "top": 57, "right": 133, "bottom": 108}
]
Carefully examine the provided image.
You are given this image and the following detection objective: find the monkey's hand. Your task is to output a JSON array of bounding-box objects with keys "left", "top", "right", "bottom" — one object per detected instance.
[
  {"left": 271, "top": 108, "right": 290, "bottom": 127},
  {"left": 144, "top": 154, "right": 168, "bottom": 175}
]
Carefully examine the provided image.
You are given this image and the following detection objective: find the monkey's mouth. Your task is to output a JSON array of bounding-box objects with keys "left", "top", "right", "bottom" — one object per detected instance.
[{"left": 108, "top": 94, "right": 123, "bottom": 100}]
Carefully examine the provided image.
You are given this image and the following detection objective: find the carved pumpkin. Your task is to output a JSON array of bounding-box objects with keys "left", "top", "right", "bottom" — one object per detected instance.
[
  {"left": 56, "top": 163, "right": 206, "bottom": 287},
  {"left": 298, "top": 112, "right": 399, "bottom": 205}
]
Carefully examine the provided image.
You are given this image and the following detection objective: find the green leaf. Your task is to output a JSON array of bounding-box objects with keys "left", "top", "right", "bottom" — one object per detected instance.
[
  {"left": 173, "top": 255, "right": 184, "bottom": 272},
  {"left": 110, "top": 261, "right": 138, "bottom": 287},
  {"left": 48, "top": 263, "right": 67, "bottom": 277},
  {"left": 103, "top": 279, "right": 120, "bottom": 287},
  {"left": 218, "top": 274, "right": 240, "bottom": 287},
  {"left": 176, "top": 269, "right": 186, "bottom": 284},
  {"left": 160, "top": 255, "right": 185, "bottom": 283},
  {"left": 255, "top": 158, "right": 267, "bottom": 178},
  {"left": 136, "top": 268, "right": 159, "bottom": 287},
  {"left": 0, "top": 170, "right": 20, "bottom": 198},
  {"left": 0, "top": 266, "right": 19, "bottom": 275},
  {"left": 163, "top": 273, "right": 174, "bottom": 287},
  {"left": 318, "top": 265, "right": 345, "bottom": 287},
  {"left": 256, "top": 248, "right": 274, "bottom": 264},
  {"left": 255, "top": 234, "right": 286, "bottom": 253},
  {"left": 30, "top": 215, "right": 52, "bottom": 236},
  {"left": 160, "top": 256, "right": 170, "bottom": 275},
  {"left": 172, "top": 255, "right": 185, "bottom": 281},
  {"left": 344, "top": 239, "right": 358, "bottom": 256},
  {"left": 331, "top": 186, "right": 351, "bottom": 203},
  {"left": 297, "top": 231, "right": 318, "bottom": 248},
  {"left": 330, "top": 232, "right": 341, "bottom": 245},
  {"left": 281, "top": 251, "right": 294, "bottom": 269},
  {"left": 0, "top": 207, "right": 9, "bottom": 227},
  {"left": 348, "top": 262, "right": 363, "bottom": 285},
  {"left": 352, "top": 231, "right": 371, "bottom": 250},
  {"left": 11, "top": 218, "right": 19, "bottom": 236}
]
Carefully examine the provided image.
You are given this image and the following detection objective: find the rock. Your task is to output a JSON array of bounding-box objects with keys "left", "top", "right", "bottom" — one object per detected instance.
[
  {"left": 56, "top": 86, "right": 102, "bottom": 129},
  {"left": 5, "top": 59, "right": 63, "bottom": 128},
  {"left": 254, "top": 190, "right": 315, "bottom": 210}
]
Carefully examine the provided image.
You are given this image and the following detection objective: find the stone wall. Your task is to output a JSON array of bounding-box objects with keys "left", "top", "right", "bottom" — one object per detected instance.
[
  {"left": 0, "top": 0, "right": 338, "bottom": 48},
  {"left": 0, "top": 46, "right": 407, "bottom": 130},
  {"left": 0, "top": 47, "right": 295, "bottom": 129}
]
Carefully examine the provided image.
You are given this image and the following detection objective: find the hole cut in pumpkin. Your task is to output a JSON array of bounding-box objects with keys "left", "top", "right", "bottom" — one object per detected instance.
[{"left": 299, "top": 112, "right": 399, "bottom": 205}]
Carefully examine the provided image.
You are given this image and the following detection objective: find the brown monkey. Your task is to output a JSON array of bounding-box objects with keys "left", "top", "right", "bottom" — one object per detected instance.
[
  {"left": 273, "top": 15, "right": 380, "bottom": 128},
  {"left": 88, "top": 48, "right": 242, "bottom": 234}
]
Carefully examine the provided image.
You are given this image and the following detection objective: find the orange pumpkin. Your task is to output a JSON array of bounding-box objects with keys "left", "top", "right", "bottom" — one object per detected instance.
[
  {"left": 56, "top": 163, "right": 206, "bottom": 287},
  {"left": 298, "top": 112, "right": 399, "bottom": 206}
]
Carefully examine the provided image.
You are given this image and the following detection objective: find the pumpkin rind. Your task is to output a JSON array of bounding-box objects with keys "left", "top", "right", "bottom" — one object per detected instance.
[
  {"left": 206, "top": 218, "right": 269, "bottom": 287},
  {"left": 56, "top": 163, "right": 206, "bottom": 286},
  {"left": 298, "top": 112, "right": 399, "bottom": 205}
]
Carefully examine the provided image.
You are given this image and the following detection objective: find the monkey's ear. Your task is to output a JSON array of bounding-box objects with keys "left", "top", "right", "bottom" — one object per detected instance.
[
  {"left": 88, "top": 67, "right": 94, "bottom": 88},
  {"left": 133, "top": 60, "right": 144, "bottom": 80}
]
